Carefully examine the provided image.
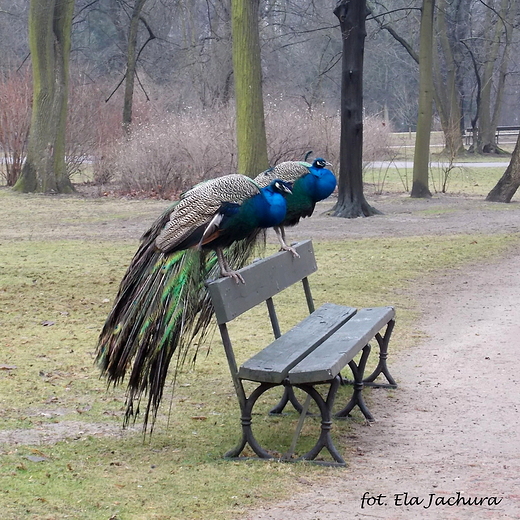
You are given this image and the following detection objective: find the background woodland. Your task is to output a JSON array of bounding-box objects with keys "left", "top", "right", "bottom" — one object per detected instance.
[{"left": 0, "top": 0, "right": 519, "bottom": 196}]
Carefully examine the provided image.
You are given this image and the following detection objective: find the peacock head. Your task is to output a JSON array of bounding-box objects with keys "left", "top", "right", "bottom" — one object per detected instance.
[
  {"left": 270, "top": 179, "right": 293, "bottom": 195},
  {"left": 312, "top": 158, "right": 332, "bottom": 170}
]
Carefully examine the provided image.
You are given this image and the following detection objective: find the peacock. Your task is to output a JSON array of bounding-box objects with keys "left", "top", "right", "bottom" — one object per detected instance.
[
  {"left": 254, "top": 157, "right": 337, "bottom": 255},
  {"left": 96, "top": 174, "right": 292, "bottom": 430}
]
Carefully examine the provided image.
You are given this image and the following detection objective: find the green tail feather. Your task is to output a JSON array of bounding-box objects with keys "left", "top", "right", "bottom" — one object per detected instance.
[{"left": 96, "top": 214, "right": 262, "bottom": 431}]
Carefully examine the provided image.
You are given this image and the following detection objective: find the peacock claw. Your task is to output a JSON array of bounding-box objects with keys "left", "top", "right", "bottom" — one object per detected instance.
[
  {"left": 281, "top": 246, "right": 300, "bottom": 258},
  {"left": 216, "top": 248, "right": 245, "bottom": 284},
  {"left": 228, "top": 271, "right": 245, "bottom": 284}
]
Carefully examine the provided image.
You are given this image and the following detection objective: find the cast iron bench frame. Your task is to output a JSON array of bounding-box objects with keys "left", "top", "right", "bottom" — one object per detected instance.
[{"left": 206, "top": 240, "right": 396, "bottom": 466}]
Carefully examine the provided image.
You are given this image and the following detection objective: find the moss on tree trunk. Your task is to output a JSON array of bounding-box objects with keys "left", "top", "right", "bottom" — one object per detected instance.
[
  {"left": 232, "top": 0, "right": 269, "bottom": 176},
  {"left": 13, "top": 0, "right": 74, "bottom": 194}
]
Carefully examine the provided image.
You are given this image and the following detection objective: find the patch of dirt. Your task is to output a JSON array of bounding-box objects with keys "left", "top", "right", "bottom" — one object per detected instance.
[
  {"left": 83, "top": 192, "right": 520, "bottom": 243},
  {"left": 245, "top": 195, "right": 520, "bottom": 519},
  {"left": 0, "top": 421, "right": 135, "bottom": 448}
]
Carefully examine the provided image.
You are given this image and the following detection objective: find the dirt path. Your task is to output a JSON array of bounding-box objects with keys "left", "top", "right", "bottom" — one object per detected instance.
[{"left": 247, "top": 250, "right": 520, "bottom": 519}]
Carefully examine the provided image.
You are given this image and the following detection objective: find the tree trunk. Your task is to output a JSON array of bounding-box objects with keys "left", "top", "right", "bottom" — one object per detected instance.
[
  {"left": 14, "top": 0, "right": 75, "bottom": 194},
  {"left": 434, "top": 0, "right": 465, "bottom": 156},
  {"left": 486, "top": 134, "right": 520, "bottom": 202},
  {"left": 487, "top": 0, "right": 515, "bottom": 154},
  {"left": 231, "top": 0, "right": 269, "bottom": 176},
  {"left": 332, "top": 0, "right": 380, "bottom": 218},
  {"left": 368, "top": 3, "right": 464, "bottom": 161},
  {"left": 411, "top": 0, "right": 435, "bottom": 198},
  {"left": 122, "top": 0, "right": 148, "bottom": 135},
  {"left": 477, "top": 0, "right": 511, "bottom": 154}
]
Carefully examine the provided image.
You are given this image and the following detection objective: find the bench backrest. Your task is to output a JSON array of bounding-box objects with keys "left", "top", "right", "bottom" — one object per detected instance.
[{"left": 206, "top": 240, "right": 317, "bottom": 325}]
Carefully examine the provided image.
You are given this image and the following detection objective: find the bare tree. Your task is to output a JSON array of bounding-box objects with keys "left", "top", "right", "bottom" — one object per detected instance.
[
  {"left": 122, "top": 0, "right": 155, "bottom": 134},
  {"left": 486, "top": 133, "right": 520, "bottom": 202},
  {"left": 472, "top": 0, "right": 517, "bottom": 154},
  {"left": 433, "top": 0, "right": 467, "bottom": 156},
  {"left": 232, "top": 0, "right": 269, "bottom": 175},
  {"left": 331, "top": 0, "right": 380, "bottom": 217},
  {"left": 0, "top": 2, "right": 28, "bottom": 69},
  {"left": 411, "top": 0, "right": 434, "bottom": 198},
  {"left": 14, "top": 0, "right": 75, "bottom": 193}
]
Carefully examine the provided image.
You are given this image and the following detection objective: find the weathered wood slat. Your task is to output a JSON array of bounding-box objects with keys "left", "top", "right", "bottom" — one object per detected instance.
[
  {"left": 206, "top": 240, "right": 317, "bottom": 324},
  {"left": 288, "top": 307, "right": 395, "bottom": 384},
  {"left": 238, "top": 303, "right": 357, "bottom": 384}
]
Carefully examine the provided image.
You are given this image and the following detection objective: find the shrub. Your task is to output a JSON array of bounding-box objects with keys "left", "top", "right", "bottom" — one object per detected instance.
[
  {"left": 0, "top": 67, "right": 31, "bottom": 186},
  {"left": 67, "top": 81, "right": 120, "bottom": 180},
  {"left": 111, "top": 107, "right": 237, "bottom": 197},
  {"left": 363, "top": 114, "right": 394, "bottom": 162},
  {"left": 102, "top": 100, "right": 391, "bottom": 197},
  {"left": 265, "top": 100, "right": 340, "bottom": 166}
]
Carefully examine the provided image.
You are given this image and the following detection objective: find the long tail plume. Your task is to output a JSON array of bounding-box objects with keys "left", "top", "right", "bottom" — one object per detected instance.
[{"left": 96, "top": 210, "right": 261, "bottom": 431}]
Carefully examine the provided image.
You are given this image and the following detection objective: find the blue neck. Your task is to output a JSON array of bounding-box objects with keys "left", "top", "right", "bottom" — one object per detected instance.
[
  {"left": 257, "top": 186, "right": 287, "bottom": 227},
  {"left": 305, "top": 166, "right": 337, "bottom": 202}
]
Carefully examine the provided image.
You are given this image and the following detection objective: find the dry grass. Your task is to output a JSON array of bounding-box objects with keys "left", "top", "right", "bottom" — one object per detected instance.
[
  {"left": 364, "top": 164, "right": 510, "bottom": 197},
  {"left": 1, "top": 189, "right": 519, "bottom": 519}
]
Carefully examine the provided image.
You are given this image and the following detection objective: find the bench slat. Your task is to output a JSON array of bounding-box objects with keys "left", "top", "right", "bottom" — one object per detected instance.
[
  {"left": 288, "top": 307, "right": 395, "bottom": 384},
  {"left": 238, "top": 303, "right": 357, "bottom": 384},
  {"left": 207, "top": 240, "right": 317, "bottom": 324}
]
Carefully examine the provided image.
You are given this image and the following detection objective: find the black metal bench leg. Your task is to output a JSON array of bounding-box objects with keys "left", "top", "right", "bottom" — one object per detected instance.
[
  {"left": 363, "top": 319, "right": 398, "bottom": 388},
  {"left": 225, "top": 382, "right": 277, "bottom": 460},
  {"left": 335, "top": 345, "right": 374, "bottom": 421},
  {"left": 296, "top": 377, "right": 346, "bottom": 465},
  {"left": 269, "top": 386, "right": 304, "bottom": 415},
  {"left": 226, "top": 380, "right": 345, "bottom": 465}
]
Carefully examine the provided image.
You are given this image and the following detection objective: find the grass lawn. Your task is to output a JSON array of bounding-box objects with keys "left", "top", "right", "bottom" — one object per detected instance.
[
  {"left": 0, "top": 181, "right": 519, "bottom": 519},
  {"left": 364, "top": 164, "right": 511, "bottom": 196}
]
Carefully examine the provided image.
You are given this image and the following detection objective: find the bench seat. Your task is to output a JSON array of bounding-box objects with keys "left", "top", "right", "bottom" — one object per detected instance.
[
  {"left": 288, "top": 307, "right": 395, "bottom": 385},
  {"left": 238, "top": 303, "right": 357, "bottom": 384}
]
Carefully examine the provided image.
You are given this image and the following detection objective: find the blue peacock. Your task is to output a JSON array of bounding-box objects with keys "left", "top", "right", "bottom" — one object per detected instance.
[
  {"left": 254, "top": 157, "right": 337, "bottom": 255},
  {"left": 96, "top": 174, "right": 292, "bottom": 429}
]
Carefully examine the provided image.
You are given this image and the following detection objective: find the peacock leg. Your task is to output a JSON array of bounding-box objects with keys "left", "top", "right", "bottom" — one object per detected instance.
[
  {"left": 274, "top": 226, "right": 300, "bottom": 258},
  {"left": 216, "top": 248, "right": 245, "bottom": 284}
]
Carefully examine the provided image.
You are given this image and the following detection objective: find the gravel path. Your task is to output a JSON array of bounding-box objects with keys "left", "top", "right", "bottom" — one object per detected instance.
[{"left": 246, "top": 197, "right": 520, "bottom": 520}]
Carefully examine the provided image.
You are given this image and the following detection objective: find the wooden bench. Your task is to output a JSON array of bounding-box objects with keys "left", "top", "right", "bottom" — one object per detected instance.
[
  {"left": 206, "top": 240, "right": 396, "bottom": 465},
  {"left": 496, "top": 125, "right": 520, "bottom": 144},
  {"left": 465, "top": 125, "right": 520, "bottom": 146}
]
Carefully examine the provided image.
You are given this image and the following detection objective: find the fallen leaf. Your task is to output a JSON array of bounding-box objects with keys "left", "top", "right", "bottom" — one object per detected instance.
[{"left": 31, "top": 449, "right": 48, "bottom": 457}]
